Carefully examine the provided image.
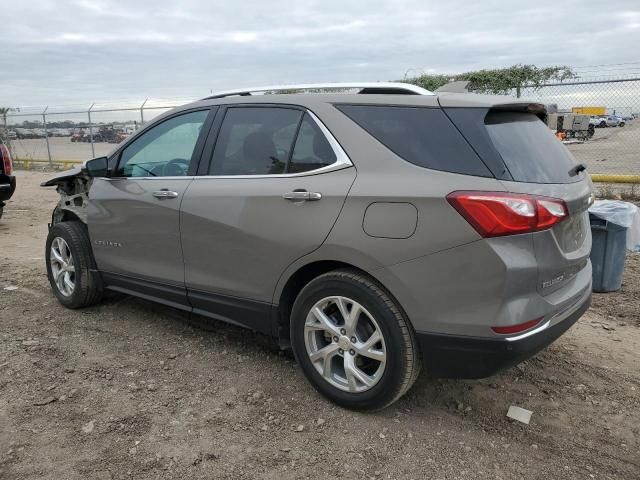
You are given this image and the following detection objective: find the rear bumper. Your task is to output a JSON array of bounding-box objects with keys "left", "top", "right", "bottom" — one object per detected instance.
[
  {"left": 417, "top": 292, "right": 591, "bottom": 379},
  {"left": 0, "top": 176, "right": 16, "bottom": 202}
]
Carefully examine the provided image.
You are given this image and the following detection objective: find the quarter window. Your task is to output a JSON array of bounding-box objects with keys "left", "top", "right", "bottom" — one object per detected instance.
[
  {"left": 117, "top": 110, "right": 208, "bottom": 177},
  {"left": 289, "top": 113, "right": 337, "bottom": 173}
]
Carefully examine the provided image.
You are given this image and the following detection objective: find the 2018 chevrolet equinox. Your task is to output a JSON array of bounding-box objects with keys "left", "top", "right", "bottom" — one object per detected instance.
[{"left": 42, "top": 82, "right": 593, "bottom": 410}]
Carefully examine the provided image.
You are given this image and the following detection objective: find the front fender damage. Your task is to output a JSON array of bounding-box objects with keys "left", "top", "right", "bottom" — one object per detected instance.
[{"left": 41, "top": 168, "right": 92, "bottom": 225}]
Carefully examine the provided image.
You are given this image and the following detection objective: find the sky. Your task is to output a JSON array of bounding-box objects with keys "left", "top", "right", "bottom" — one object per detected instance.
[{"left": 1, "top": 0, "right": 640, "bottom": 112}]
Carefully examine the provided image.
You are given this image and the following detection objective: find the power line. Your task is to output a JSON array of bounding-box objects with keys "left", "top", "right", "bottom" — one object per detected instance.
[
  {"left": 574, "top": 67, "right": 640, "bottom": 74},
  {"left": 574, "top": 61, "right": 640, "bottom": 70}
]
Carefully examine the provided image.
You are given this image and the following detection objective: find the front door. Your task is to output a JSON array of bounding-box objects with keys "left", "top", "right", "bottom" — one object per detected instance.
[
  {"left": 88, "top": 109, "right": 212, "bottom": 306},
  {"left": 180, "top": 106, "right": 356, "bottom": 330}
]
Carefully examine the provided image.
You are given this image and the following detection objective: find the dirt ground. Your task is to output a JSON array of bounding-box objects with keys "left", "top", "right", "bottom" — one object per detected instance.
[
  {"left": 566, "top": 120, "right": 640, "bottom": 175},
  {"left": 1, "top": 170, "right": 639, "bottom": 480}
]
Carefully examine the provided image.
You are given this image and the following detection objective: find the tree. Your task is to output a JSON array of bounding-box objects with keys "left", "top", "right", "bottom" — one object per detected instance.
[
  {"left": 401, "top": 64, "right": 576, "bottom": 94},
  {"left": 0, "top": 107, "right": 16, "bottom": 157},
  {"left": 0, "top": 107, "right": 13, "bottom": 139},
  {"left": 0, "top": 107, "right": 12, "bottom": 126}
]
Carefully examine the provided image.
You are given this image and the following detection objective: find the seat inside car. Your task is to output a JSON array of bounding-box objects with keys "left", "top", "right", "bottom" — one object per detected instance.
[{"left": 240, "top": 130, "right": 283, "bottom": 174}]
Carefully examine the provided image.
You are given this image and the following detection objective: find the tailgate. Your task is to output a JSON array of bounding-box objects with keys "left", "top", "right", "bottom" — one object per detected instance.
[{"left": 499, "top": 179, "right": 593, "bottom": 295}]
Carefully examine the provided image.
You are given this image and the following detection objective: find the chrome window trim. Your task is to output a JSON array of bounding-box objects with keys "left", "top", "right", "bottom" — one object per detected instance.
[
  {"left": 105, "top": 108, "right": 353, "bottom": 180},
  {"left": 198, "top": 108, "right": 353, "bottom": 179}
]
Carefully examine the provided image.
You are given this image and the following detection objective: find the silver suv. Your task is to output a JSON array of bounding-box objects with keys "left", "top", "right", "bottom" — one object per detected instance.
[{"left": 43, "top": 83, "right": 593, "bottom": 410}]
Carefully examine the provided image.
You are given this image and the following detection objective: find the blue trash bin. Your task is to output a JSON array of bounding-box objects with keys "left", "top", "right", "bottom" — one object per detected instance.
[{"left": 589, "top": 213, "right": 627, "bottom": 292}]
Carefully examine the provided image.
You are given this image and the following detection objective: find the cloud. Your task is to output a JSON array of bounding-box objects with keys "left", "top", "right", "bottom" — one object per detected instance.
[{"left": 1, "top": 0, "right": 639, "bottom": 107}]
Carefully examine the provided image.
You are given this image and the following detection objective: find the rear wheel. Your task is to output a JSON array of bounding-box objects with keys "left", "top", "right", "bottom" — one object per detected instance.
[
  {"left": 291, "top": 269, "right": 421, "bottom": 410},
  {"left": 46, "top": 222, "right": 103, "bottom": 309}
]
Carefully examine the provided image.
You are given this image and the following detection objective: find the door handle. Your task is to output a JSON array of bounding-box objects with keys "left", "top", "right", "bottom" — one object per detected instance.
[
  {"left": 283, "top": 191, "right": 322, "bottom": 201},
  {"left": 152, "top": 190, "right": 179, "bottom": 199}
]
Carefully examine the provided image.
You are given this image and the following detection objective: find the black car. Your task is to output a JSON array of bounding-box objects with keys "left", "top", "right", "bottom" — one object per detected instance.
[{"left": 0, "top": 139, "right": 16, "bottom": 220}]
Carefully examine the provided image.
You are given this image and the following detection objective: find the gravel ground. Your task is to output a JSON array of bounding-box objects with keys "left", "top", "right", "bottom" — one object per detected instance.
[
  {"left": 1, "top": 170, "right": 639, "bottom": 480},
  {"left": 566, "top": 121, "right": 640, "bottom": 176}
]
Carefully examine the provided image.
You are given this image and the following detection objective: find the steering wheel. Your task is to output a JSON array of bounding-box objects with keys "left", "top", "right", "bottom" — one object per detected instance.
[{"left": 163, "top": 158, "right": 190, "bottom": 176}]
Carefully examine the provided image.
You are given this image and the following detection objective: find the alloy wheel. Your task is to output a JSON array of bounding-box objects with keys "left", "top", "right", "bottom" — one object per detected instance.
[
  {"left": 50, "top": 237, "right": 76, "bottom": 297},
  {"left": 303, "top": 296, "right": 387, "bottom": 393}
]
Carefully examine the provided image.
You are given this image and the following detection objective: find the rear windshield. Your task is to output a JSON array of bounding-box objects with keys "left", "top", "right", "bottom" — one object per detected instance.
[
  {"left": 484, "top": 111, "right": 580, "bottom": 183},
  {"left": 335, "top": 105, "right": 492, "bottom": 177}
]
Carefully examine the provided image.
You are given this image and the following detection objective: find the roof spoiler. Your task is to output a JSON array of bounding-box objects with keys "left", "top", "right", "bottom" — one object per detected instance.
[{"left": 434, "top": 81, "right": 470, "bottom": 93}]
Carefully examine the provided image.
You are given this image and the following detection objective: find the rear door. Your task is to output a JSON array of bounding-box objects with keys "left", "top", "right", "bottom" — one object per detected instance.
[
  {"left": 180, "top": 105, "right": 356, "bottom": 331},
  {"left": 88, "top": 109, "right": 213, "bottom": 307},
  {"left": 445, "top": 107, "right": 593, "bottom": 296}
]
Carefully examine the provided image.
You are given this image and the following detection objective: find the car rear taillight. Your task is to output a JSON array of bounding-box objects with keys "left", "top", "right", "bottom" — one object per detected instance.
[
  {"left": 446, "top": 191, "right": 568, "bottom": 237},
  {"left": 0, "top": 144, "right": 12, "bottom": 175},
  {"left": 491, "top": 317, "right": 543, "bottom": 335}
]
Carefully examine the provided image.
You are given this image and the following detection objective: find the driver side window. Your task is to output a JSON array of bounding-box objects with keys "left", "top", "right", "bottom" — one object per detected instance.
[{"left": 116, "top": 110, "right": 208, "bottom": 177}]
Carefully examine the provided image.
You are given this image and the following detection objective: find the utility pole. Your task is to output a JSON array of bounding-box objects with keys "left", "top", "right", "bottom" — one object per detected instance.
[{"left": 43, "top": 106, "right": 52, "bottom": 166}]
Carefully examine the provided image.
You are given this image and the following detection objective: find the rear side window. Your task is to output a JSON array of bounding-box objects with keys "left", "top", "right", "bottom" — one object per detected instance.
[
  {"left": 209, "top": 107, "right": 302, "bottom": 175},
  {"left": 484, "top": 111, "right": 580, "bottom": 183},
  {"left": 335, "top": 105, "right": 491, "bottom": 177}
]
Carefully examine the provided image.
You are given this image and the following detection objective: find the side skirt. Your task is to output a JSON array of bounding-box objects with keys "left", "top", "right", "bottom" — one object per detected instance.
[
  {"left": 101, "top": 272, "right": 191, "bottom": 312},
  {"left": 100, "top": 272, "right": 274, "bottom": 335},
  {"left": 188, "top": 289, "right": 273, "bottom": 335}
]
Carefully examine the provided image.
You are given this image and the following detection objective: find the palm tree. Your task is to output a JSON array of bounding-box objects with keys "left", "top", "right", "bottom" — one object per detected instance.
[
  {"left": 0, "top": 107, "right": 12, "bottom": 122},
  {"left": 0, "top": 107, "right": 15, "bottom": 156}
]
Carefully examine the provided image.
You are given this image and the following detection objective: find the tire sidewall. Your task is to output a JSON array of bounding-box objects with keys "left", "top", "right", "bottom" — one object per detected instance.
[{"left": 291, "top": 274, "right": 408, "bottom": 409}]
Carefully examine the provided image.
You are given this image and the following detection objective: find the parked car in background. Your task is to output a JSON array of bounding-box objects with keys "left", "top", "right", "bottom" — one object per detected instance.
[
  {"left": 15, "top": 128, "right": 35, "bottom": 139},
  {"left": 41, "top": 82, "right": 593, "bottom": 410},
  {"left": 590, "top": 116, "right": 619, "bottom": 127},
  {"left": 612, "top": 116, "right": 626, "bottom": 127},
  {"left": 31, "top": 128, "right": 48, "bottom": 138},
  {"left": 51, "top": 128, "right": 71, "bottom": 137},
  {"left": 70, "top": 129, "right": 86, "bottom": 142},
  {"left": 0, "top": 139, "right": 16, "bottom": 220}
]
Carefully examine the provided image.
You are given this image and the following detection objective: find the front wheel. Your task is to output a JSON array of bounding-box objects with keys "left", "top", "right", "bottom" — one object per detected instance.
[
  {"left": 291, "top": 269, "right": 421, "bottom": 410},
  {"left": 46, "top": 221, "right": 103, "bottom": 309}
]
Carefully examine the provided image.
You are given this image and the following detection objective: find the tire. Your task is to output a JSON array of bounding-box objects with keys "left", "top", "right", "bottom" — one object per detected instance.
[
  {"left": 45, "top": 221, "right": 103, "bottom": 309},
  {"left": 290, "top": 269, "right": 421, "bottom": 410},
  {"left": 619, "top": 122, "right": 625, "bottom": 127}
]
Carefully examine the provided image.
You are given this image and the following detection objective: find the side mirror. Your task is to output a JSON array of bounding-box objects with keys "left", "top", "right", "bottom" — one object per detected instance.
[{"left": 85, "top": 156, "right": 109, "bottom": 178}]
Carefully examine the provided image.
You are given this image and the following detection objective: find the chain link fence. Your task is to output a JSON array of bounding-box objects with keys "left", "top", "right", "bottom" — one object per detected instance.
[
  {"left": 1, "top": 79, "right": 639, "bottom": 178},
  {"left": 1, "top": 98, "right": 191, "bottom": 170},
  {"left": 512, "top": 78, "right": 640, "bottom": 180}
]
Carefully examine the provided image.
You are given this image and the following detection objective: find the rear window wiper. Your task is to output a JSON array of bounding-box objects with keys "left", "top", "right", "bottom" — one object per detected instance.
[{"left": 568, "top": 163, "right": 587, "bottom": 177}]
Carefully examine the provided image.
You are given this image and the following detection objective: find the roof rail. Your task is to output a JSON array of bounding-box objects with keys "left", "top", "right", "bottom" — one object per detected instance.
[{"left": 203, "top": 82, "right": 434, "bottom": 100}]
